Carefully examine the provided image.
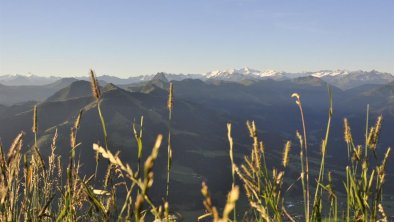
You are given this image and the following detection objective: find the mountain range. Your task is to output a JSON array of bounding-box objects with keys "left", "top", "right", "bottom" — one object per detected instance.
[
  {"left": 1, "top": 68, "right": 393, "bottom": 90},
  {"left": 205, "top": 68, "right": 394, "bottom": 89},
  {"left": 0, "top": 71, "right": 394, "bottom": 218}
]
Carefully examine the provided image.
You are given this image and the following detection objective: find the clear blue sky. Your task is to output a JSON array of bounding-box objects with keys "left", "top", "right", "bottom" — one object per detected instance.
[{"left": 0, "top": 0, "right": 393, "bottom": 77}]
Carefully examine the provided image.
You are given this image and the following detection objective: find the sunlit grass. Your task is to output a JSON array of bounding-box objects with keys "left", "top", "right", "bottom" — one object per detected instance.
[{"left": 0, "top": 70, "right": 391, "bottom": 221}]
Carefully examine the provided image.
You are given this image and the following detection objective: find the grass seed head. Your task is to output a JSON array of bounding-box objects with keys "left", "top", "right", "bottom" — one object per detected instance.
[
  {"left": 90, "top": 69, "right": 101, "bottom": 100},
  {"left": 291, "top": 93, "right": 301, "bottom": 105},
  {"left": 74, "top": 110, "right": 83, "bottom": 129},
  {"left": 378, "top": 203, "right": 388, "bottom": 222},
  {"left": 367, "top": 127, "right": 376, "bottom": 150},
  {"left": 57, "top": 155, "right": 62, "bottom": 178},
  {"left": 352, "top": 145, "right": 362, "bottom": 161},
  {"left": 32, "top": 105, "right": 38, "bottom": 133},
  {"left": 291, "top": 93, "right": 300, "bottom": 100},
  {"left": 296, "top": 130, "right": 303, "bottom": 147},
  {"left": 167, "top": 82, "right": 174, "bottom": 112},
  {"left": 282, "top": 141, "right": 291, "bottom": 167},
  {"left": 7, "top": 132, "right": 24, "bottom": 164},
  {"left": 343, "top": 118, "right": 352, "bottom": 143},
  {"left": 246, "top": 121, "right": 257, "bottom": 138},
  {"left": 70, "top": 127, "right": 77, "bottom": 148},
  {"left": 222, "top": 185, "right": 239, "bottom": 220},
  {"left": 371, "top": 115, "right": 383, "bottom": 150}
]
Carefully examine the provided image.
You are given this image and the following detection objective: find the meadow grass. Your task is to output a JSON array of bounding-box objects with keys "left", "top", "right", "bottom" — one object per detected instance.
[{"left": 0, "top": 71, "right": 391, "bottom": 221}]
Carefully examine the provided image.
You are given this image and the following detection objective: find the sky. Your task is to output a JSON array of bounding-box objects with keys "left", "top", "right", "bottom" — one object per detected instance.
[{"left": 0, "top": 0, "right": 393, "bottom": 77}]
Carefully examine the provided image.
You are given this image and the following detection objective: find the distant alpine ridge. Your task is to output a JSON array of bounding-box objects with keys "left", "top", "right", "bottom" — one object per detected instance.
[
  {"left": 1, "top": 68, "right": 393, "bottom": 89},
  {"left": 0, "top": 74, "right": 61, "bottom": 85}
]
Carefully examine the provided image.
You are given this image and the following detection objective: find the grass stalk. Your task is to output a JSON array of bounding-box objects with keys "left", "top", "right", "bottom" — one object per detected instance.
[
  {"left": 292, "top": 93, "right": 310, "bottom": 222},
  {"left": 227, "top": 123, "right": 237, "bottom": 222},
  {"left": 365, "top": 104, "right": 369, "bottom": 158},
  {"left": 166, "top": 82, "right": 174, "bottom": 200},
  {"left": 312, "top": 87, "right": 333, "bottom": 221}
]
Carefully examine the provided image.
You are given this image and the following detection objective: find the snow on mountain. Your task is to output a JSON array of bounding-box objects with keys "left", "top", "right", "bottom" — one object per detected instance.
[
  {"left": 1, "top": 69, "right": 392, "bottom": 89},
  {"left": 205, "top": 67, "right": 283, "bottom": 81},
  {"left": 257, "top": 69, "right": 281, "bottom": 77},
  {"left": 205, "top": 67, "right": 392, "bottom": 81},
  {"left": 311, "top": 70, "right": 350, "bottom": 78},
  {"left": 206, "top": 68, "right": 356, "bottom": 80},
  {"left": 319, "top": 70, "right": 394, "bottom": 89},
  {"left": 234, "top": 67, "right": 260, "bottom": 75},
  {"left": 83, "top": 73, "right": 205, "bottom": 85}
]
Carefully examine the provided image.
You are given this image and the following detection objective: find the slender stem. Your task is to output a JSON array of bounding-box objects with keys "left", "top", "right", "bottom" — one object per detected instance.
[
  {"left": 365, "top": 104, "right": 369, "bottom": 158},
  {"left": 312, "top": 88, "right": 333, "bottom": 220},
  {"left": 97, "top": 100, "right": 109, "bottom": 151},
  {"left": 34, "top": 133, "right": 37, "bottom": 151},
  {"left": 166, "top": 108, "right": 172, "bottom": 200},
  {"left": 298, "top": 103, "right": 310, "bottom": 222},
  {"left": 300, "top": 147, "right": 307, "bottom": 222},
  {"left": 227, "top": 123, "right": 236, "bottom": 222},
  {"left": 166, "top": 131, "right": 171, "bottom": 199},
  {"left": 346, "top": 167, "right": 350, "bottom": 222}
]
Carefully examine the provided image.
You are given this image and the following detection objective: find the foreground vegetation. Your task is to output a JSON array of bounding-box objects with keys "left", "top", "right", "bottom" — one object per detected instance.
[{"left": 0, "top": 70, "right": 391, "bottom": 221}]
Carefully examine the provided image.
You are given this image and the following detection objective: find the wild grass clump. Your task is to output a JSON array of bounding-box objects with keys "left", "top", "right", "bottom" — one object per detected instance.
[
  {"left": 343, "top": 115, "right": 391, "bottom": 221},
  {"left": 228, "top": 89, "right": 391, "bottom": 221},
  {"left": 199, "top": 182, "right": 239, "bottom": 222},
  {"left": 232, "top": 120, "right": 292, "bottom": 222},
  {"left": 0, "top": 70, "right": 177, "bottom": 222}
]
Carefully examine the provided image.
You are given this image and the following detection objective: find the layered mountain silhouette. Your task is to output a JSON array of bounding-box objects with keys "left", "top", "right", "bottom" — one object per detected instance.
[
  {"left": 1, "top": 68, "right": 392, "bottom": 92},
  {"left": 0, "top": 73, "right": 394, "bottom": 217},
  {"left": 0, "top": 78, "right": 79, "bottom": 105}
]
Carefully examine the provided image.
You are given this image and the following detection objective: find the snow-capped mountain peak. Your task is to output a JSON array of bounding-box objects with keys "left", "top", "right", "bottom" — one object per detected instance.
[
  {"left": 311, "top": 70, "right": 350, "bottom": 78},
  {"left": 235, "top": 67, "right": 260, "bottom": 75},
  {"left": 258, "top": 69, "right": 281, "bottom": 77},
  {"left": 205, "top": 67, "right": 282, "bottom": 81},
  {"left": 1, "top": 69, "right": 392, "bottom": 89},
  {"left": 206, "top": 67, "right": 259, "bottom": 78}
]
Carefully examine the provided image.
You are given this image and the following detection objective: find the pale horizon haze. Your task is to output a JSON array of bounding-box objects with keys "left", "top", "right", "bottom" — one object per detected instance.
[{"left": 0, "top": 0, "right": 393, "bottom": 77}]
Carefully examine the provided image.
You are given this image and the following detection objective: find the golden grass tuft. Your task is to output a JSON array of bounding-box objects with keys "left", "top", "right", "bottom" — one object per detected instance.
[
  {"left": 32, "top": 105, "right": 37, "bottom": 134},
  {"left": 200, "top": 181, "right": 239, "bottom": 222},
  {"left": 343, "top": 118, "right": 352, "bottom": 143},
  {"left": 167, "top": 82, "right": 174, "bottom": 113},
  {"left": 74, "top": 109, "right": 83, "bottom": 129},
  {"left": 90, "top": 69, "right": 101, "bottom": 100},
  {"left": 282, "top": 141, "right": 291, "bottom": 168}
]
